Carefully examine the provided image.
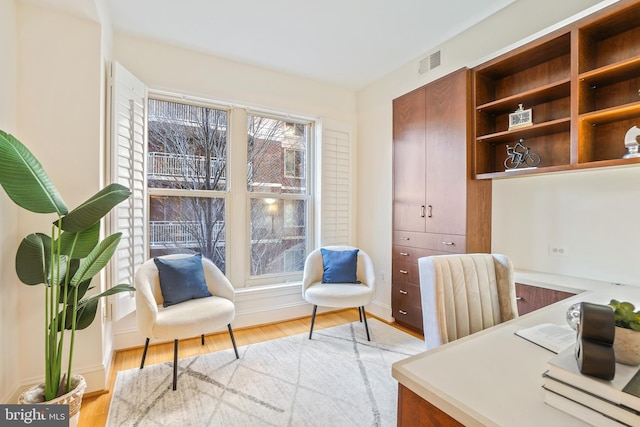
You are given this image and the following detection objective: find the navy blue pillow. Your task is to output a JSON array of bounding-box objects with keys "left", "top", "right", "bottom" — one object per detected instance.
[
  {"left": 321, "top": 248, "right": 360, "bottom": 284},
  {"left": 154, "top": 254, "right": 212, "bottom": 307}
]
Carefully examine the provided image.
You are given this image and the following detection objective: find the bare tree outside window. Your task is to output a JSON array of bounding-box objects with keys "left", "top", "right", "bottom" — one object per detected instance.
[
  {"left": 247, "top": 114, "right": 310, "bottom": 276},
  {"left": 147, "top": 99, "right": 227, "bottom": 271}
]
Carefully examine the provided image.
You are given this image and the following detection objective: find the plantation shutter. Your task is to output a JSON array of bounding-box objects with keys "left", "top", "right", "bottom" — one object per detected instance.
[
  {"left": 320, "top": 127, "right": 352, "bottom": 246},
  {"left": 108, "top": 62, "right": 147, "bottom": 321}
]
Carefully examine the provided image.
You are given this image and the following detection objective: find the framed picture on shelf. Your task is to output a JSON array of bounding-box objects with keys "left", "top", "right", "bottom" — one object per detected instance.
[{"left": 508, "top": 104, "right": 532, "bottom": 130}]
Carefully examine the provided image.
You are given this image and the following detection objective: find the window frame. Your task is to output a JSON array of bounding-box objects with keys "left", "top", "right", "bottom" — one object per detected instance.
[
  {"left": 146, "top": 93, "right": 231, "bottom": 273},
  {"left": 145, "top": 92, "right": 316, "bottom": 288},
  {"left": 245, "top": 111, "right": 314, "bottom": 286}
]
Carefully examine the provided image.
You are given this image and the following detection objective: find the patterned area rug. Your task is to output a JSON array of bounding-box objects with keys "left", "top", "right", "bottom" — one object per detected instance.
[{"left": 106, "top": 318, "right": 424, "bottom": 426}]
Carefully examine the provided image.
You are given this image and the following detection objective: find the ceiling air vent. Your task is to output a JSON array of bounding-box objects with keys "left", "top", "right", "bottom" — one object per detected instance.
[{"left": 419, "top": 50, "right": 441, "bottom": 74}]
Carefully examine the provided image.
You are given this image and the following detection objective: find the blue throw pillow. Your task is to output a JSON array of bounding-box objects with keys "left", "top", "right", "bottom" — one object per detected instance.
[
  {"left": 321, "top": 248, "right": 360, "bottom": 284},
  {"left": 154, "top": 254, "right": 212, "bottom": 307}
]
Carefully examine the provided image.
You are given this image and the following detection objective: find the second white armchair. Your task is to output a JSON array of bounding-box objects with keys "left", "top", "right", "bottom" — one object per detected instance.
[{"left": 302, "top": 246, "right": 376, "bottom": 340}]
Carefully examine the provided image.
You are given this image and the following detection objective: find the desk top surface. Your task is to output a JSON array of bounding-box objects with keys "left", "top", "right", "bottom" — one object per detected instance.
[{"left": 392, "top": 279, "right": 640, "bottom": 427}]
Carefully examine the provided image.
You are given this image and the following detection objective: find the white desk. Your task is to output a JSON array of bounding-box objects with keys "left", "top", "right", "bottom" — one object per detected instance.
[{"left": 392, "top": 282, "right": 640, "bottom": 426}]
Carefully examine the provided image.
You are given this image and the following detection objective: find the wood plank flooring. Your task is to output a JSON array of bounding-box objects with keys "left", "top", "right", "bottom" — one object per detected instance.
[{"left": 78, "top": 309, "right": 422, "bottom": 426}]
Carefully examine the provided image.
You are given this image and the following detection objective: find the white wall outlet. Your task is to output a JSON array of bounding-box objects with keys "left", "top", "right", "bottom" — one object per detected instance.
[{"left": 549, "top": 245, "right": 569, "bottom": 257}]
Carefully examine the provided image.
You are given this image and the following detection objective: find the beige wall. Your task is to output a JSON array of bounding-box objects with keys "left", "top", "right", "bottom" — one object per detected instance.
[
  {"left": 355, "top": 0, "right": 635, "bottom": 312},
  {"left": 13, "top": 1, "right": 106, "bottom": 395},
  {"left": 492, "top": 166, "right": 639, "bottom": 285},
  {"left": 0, "top": 0, "right": 19, "bottom": 404},
  {"left": 114, "top": 33, "right": 357, "bottom": 123}
]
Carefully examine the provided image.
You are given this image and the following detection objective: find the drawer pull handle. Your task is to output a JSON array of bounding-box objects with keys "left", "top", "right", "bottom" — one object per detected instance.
[
  {"left": 400, "top": 237, "right": 410, "bottom": 241},
  {"left": 399, "top": 289, "right": 408, "bottom": 295},
  {"left": 399, "top": 310, "right": 408, "bottom": 315},
  {"left": 399, "top": 270, "right": 408, "bottom": 274},
  {"left": 399, "top": 252, "right": 409, "bottom": 256},
  {"left": 442, "top": 241, "right": 455, "bottom": 246},
  {"left": 516, "top": 296, "right": 523, "bottom": 301}
]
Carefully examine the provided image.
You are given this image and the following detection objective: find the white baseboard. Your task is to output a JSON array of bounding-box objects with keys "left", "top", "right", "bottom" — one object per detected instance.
[
  {"left": 367, "top": 299, "right": 394, "bottom": 323},
  {"left": 6, "top": 363, "right": 107, "bottom": 403}
]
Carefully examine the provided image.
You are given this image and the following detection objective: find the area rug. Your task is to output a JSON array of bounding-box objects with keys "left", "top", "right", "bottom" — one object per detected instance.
[{"left": 106, "top": 318, "right": 424, "bottom": 426}]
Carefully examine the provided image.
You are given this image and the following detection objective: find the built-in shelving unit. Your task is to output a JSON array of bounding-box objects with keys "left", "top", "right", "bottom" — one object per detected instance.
[{"left": 473, "top": 0, "right": 640, "bottom": 179}]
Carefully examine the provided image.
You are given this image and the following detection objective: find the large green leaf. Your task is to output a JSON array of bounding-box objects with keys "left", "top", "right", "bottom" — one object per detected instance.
[
  {"left": 0, "top": 131, "right": 67, "bottom": 215},
  {"left": 59, "top": 184, "right": 131, "bottom": 232},
  {"left": 15, "top": 233, "right": 51, "bottom": 285},
  {"left": 57, "top": 260, "right": 93, "bottom": 303},
  {"left": 70, "top": 233, "right": 122, "bottom": 286},
  {"left": 59, "top": 284, "right": 135, "bottom": 330},
  {"left": 57, "top": 222, "right": 100, "bottom": 259}
]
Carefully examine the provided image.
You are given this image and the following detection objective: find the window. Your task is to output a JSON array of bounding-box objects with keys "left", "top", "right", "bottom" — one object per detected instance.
[
  {"left": 111, "top": 63, "right": 334, "bottom": 292},
  {"left": 145, "top": 99, "right": 312, "bottom": 283},
  {"left": 147, "top": 98, "right": 228, "bottom": 272},
  {"left": 247, "top": 114, "right": 311, "bottom": 277}
]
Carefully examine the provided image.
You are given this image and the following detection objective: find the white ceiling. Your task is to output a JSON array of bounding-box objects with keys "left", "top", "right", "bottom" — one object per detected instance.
[
  {"left": 105, "top": 0, "right": 519, "bottom": 89},
  {"left": 27, "top": 0, "right": 517, "bottom": 90}
]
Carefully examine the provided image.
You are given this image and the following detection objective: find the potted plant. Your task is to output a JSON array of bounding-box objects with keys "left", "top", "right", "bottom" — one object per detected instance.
[
  {"left": 0, "top": 130, "right": 135, "bottom": 423},
  {"left": 609, "top": 299, "right": 640, "bottom": 365}
]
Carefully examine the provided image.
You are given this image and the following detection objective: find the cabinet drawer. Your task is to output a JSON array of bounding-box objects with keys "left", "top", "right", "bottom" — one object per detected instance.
[
  {"left": 427, "top": 233, "right": 466, "bottom": 253},
  {"left": 395, "top": 231, "right": 466, "bottom": 252},
  {"left": 392, "top": 304, "right": 424, "bottom": 332},
  {"left": 393, "top": 245, "right": 442, "bottom": 264},
  {"left": 393, "top": 261, "right": 420, "bottom": 285},
  {"left": 392, "top": 282, "right": 422, "bottom": 308},
  {"left": 393, "top": 231, "right": 430, "bottom": 248}
]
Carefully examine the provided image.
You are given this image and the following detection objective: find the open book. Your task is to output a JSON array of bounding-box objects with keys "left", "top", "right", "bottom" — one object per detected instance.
[{"left": 515, "top": 323, "right": 576, "bottom": 354}]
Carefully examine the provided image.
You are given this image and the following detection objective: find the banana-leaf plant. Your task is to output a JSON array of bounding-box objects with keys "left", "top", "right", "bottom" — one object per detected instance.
[{"left": 0, "top": 130, "right": 135, "bottom": 401}]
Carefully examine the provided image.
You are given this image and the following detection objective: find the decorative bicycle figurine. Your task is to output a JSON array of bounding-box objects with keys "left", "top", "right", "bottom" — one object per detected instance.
[{"left": 504, "top": 138, "right": 541, "bottom": 169}]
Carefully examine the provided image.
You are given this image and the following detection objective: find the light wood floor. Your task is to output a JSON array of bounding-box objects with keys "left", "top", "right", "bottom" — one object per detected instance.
[{"left": 79, "top": 309, "right": 421, "bottom": 426}]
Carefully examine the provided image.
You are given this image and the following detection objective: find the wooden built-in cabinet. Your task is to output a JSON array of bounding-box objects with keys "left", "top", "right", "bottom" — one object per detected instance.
[
  {"left": 516, "top": 283, "right": 576, "bottom": 316},
  {"left": 392, "top": 68, "right": 492, "bottom": 333},
  {"left": 474, "top": 0, "right": 640, "bottom": 179}
]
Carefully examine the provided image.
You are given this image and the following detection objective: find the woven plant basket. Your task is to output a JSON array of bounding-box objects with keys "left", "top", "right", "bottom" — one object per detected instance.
[
  {"left": 614, "top": 326, "right": 640, "bottom": 366},
  {"left": 18, "top": 375, "right": 86, "bottom": 427}
]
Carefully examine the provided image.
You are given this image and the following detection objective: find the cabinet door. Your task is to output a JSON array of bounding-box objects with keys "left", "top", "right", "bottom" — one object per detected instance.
[
  {"left": 393, "top": 88, "right": 426, "bottom": 232},
  {"left": 516, "top": 283, "right": 576, "bottom": 315},
  {"left": 425, "top": 69, "right": 468, "bottom": 235}
]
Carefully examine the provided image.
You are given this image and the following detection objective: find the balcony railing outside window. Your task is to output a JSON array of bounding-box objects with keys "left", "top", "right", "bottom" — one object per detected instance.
[
  {"left": 148, "top": 152, "right": 226, "bottom": 182},
  {"left": 148, "top": 99, "right": 228, "bottom": 128},
  {"left": 149, "top": 220, "right": 225, "bottom": 248}
]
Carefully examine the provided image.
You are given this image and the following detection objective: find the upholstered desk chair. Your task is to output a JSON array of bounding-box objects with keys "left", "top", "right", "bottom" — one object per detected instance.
[
  {"left": 302, "top": 246, "right": 376, "bottom": 340},
  {"left": 134, "top": 253, "right": 239, "bottom": 390},
  {"left": 418, "top": 253, "right": 519, "bottom": 350}
]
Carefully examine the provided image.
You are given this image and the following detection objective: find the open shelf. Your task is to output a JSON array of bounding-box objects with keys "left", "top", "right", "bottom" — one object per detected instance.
[
  {"left": 473, "top": 0, "right": 640, "bottom": 179},
  {"left": 476, "top": 79, "right": 570, "bottom": 116},
  {"left": 579, "top": 56, "right": 640, "bottom": 88},
  {"left": 476, "top": 118, "right": 570, "bottom": 145},
  {"left": 579, "top": 101, "right": 640, "bottom": 125}
]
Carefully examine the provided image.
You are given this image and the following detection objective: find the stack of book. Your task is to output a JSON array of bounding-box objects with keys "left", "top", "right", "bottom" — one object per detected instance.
[{"left": 543, "top": 348, "right": 640, "bottom": 426}]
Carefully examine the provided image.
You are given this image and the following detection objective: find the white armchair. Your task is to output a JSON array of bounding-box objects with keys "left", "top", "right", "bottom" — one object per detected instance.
[
  {"left": 134, "top": 253, "right": 239, "bottom": 390},
  {"left": 302, "top": 246, "right": 376, "bottom": 340}
]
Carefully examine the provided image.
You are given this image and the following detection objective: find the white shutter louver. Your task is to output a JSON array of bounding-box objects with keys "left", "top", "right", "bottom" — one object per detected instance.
[
  {"left": 109, "top": 62, "right": 147, "bottom": 321},
  {"left": 321, "top": 129, "right": 351, "bottom": 246}
]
